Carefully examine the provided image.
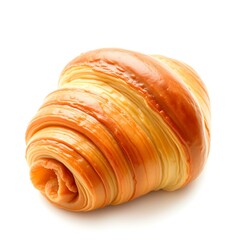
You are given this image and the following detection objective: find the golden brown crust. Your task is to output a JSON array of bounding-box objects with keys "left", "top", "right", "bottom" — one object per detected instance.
[{"left": 62, "top": 48, "right": 209, "bottom": 183}]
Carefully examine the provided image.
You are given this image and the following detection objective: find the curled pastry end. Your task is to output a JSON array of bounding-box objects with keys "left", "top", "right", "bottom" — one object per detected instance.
[{"left": 30, "top": 159, "right": 78, "bottom": 206}]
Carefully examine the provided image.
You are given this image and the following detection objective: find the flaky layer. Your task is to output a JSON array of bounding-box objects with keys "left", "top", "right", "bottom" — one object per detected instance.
[{"left": 25, "top": 48, "right": 210, "bottom": 211}]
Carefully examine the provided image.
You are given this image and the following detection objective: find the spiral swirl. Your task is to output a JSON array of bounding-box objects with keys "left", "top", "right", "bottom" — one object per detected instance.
[{"left": 25, "top": 48, "right": 210, "bottom": 211}]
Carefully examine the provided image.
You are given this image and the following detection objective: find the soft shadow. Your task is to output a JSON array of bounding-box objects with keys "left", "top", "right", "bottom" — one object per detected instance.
[{"left": 40, "top": 175, "right": 205, "bottom": 222}]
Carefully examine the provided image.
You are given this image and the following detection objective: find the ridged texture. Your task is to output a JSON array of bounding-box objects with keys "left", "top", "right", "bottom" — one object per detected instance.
[{"left": 25, "top": 48, "right": 211, "bottom": 211}]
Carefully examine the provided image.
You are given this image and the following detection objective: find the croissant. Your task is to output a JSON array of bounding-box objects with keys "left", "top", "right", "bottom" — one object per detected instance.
[{"left": 25, "top": 48, "right": 211, "bottom": 211}]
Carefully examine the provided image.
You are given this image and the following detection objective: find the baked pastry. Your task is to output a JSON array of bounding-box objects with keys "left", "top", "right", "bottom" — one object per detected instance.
[{"left": 25, "top": 48, "right": 211, "bottom": 211}]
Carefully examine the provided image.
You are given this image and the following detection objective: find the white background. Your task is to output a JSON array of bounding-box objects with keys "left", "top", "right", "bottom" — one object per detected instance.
[{"left": 0, "top": 0, "right": 239, "bottom": 239}]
